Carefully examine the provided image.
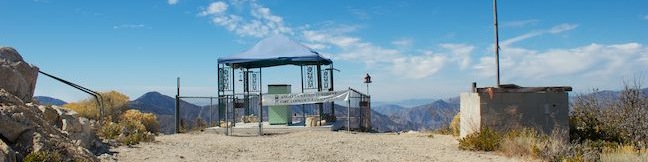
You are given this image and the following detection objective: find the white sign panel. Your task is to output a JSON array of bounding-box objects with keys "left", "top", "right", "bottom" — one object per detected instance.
[{"left": 262, "top": 90, "right": 350, "bottom": 106}]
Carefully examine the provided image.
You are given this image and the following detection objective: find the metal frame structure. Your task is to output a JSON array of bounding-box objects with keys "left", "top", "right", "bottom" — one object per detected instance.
[{"left": 216, "top": 62, "right": 335, "bottom": 136}]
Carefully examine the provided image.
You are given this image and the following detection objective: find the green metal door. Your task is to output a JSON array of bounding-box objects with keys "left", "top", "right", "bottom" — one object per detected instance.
[{"left": 267, "top": 84, "right": 292, "bottom": 125}]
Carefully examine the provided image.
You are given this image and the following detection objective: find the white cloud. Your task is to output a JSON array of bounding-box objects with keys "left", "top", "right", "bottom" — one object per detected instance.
[
  {"left": 201, "top": 1, "right": 228, "bottom": 15},
  {"left": 439, "top": 43, "right": 474, "bottom": 69},
  {"left": 392, "top": 54, "right": 446, "bottom": 79},
  {"left": 391, "top": 38, "right": 413, "bottom": 48},
  {"left": 548, "top": 23, "right": 578, "bottom": 34},
  {"left": 199, "top": 1, "right": 292, "bottom": 38},
  {"left": 167, "top": 0, "right": 178, "bottom": 5},
  {"left": 303, "top": 43, "right": 328, "bottom": 50},
  {"left": 501, "top": 23, "right": 577, "bottom": 46},
  {"left": 473, "top": 43, "right": 648, "bottom": 81},
  {"left": 113, "top": 24, "right": 149, "bottom": 29},
  {"left": 197, "top": 1, "right": 471, "bottom": 79},
  {"left": 302, "top": 27, "right": 476, "bottom": 78},
  {"left": 501, "top": 19, "right": 539, "bottom": 28}
]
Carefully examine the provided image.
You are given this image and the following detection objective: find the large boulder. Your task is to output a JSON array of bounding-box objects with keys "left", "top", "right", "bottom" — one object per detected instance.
[{"left": 0, "top": 47, "right": 39, "bottom": 103}]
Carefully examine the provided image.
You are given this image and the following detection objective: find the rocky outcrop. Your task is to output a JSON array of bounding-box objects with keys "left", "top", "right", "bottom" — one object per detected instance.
[
  {"left": 0, "top": 89, "right": 105, "bottom": 161},
  {"left": 0, "top": 47, "right": 39, "bottom": 103}
]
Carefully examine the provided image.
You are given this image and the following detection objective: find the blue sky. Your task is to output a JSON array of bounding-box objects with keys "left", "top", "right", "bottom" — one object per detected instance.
[{"left": 1, "top": 0, "right": 648, "bottom": 102}]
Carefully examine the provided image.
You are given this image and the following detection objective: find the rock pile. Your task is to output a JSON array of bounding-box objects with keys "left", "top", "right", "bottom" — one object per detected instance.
[{"left": 0, "top": 89, "right": 107, "bottom": 161}]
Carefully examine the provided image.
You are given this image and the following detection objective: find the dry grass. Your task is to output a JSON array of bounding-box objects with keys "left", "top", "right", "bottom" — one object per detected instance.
[
  {"left": 63, "top": 91, "right": 130, "bottom": 121},
  {"left": 600, "top": 145, "right": 648, "bottom": 162},
  {"left": 459, "top": 127, "right": 502, "bottom": 151},
  {"left": 450, "top": 112, "right": 460, "bottom": 136},
  {"left": 499, "top": 128, "right": 543, "bottom": 159}
]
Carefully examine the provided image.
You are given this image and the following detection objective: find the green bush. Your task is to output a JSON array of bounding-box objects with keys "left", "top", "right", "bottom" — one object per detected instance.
[
  {"left": 24, "top": 151, "right": 63, "bottom": 162},
  {"left": 459, "top": 127, "right": 502, "bottom": 151}
]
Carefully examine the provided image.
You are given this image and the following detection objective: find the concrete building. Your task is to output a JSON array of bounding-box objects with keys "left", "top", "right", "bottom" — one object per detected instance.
[{"left": 460, "top": 84, "right": 572, "bottom": 138}]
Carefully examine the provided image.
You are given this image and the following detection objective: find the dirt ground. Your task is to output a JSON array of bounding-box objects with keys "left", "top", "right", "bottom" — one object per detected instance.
[{"left": 104, "top": 130, "right": 527, "bottom": 162}]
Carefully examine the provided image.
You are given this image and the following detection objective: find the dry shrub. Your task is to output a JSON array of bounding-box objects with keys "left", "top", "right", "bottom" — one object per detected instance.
[
  {"left": 600, "top": 145, "right": 648, "bottom": 162},
  {"left": 24, "top": 151, "right": 63, "bottom": 162},
  {"left": 459, "top": 127, "right": 501, "bottom": 151},
  {"left": 192, "top": 118, "right": 208, "bottom": 131},
  {"left": 63, "top": 91, "right": 130, "bottom": 121},
  {"left": 499, "top": 128, "right": 543, "bottom": 158},
  {"left": 121, "top": 109, "right": 160, "bottom": 134},
  {"left": 97, "top": 110, "right": 158, "bottom": 145},
  {"left": 450, "top": 112, "right": 460, "bottom": 136},
  {"left": 98, "top": 121, "right": 121, "bottom": 139},
  {"left": 118, "top": 119, "right": 154, "bottom": 145},
  {"left": 570, "top": 81, "right": 648, "bottom": 146},
  {"left": 535, "top": 129, "right": 585, "bottom": 162}
]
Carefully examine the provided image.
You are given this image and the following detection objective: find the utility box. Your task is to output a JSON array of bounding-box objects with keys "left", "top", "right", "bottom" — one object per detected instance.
[{"left": 268, "top": 84, "right": 291, "bottom": 125}]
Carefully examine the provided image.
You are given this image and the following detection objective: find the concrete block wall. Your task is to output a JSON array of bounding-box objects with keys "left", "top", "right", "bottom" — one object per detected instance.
[{"left": 460, "top": 92, "right": 569, "bottom": 138}]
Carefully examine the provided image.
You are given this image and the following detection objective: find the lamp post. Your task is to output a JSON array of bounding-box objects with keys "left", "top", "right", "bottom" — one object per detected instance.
[{"left": 363, "top": 73, "right": 372, "bottom": 95}]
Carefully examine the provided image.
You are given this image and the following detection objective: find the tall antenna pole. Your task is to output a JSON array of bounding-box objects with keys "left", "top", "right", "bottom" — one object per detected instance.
[{"left": 494, "top": 0, "right": 501, "bottom": 87}]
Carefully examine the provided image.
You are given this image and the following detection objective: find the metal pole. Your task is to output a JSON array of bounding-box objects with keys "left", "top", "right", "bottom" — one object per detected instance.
[
  {"left": 329, "top": 64, "right": 335, "bottom": 118},
  {"left": 258, "top": 68, "right": 263, "bottom": 136},
  {"left": 217, "top": 63, "right": 225, "bottom": 127},
  {"left": 244, "top": 69, "right": 250, "bottom": 116},
  {"left": 210, "top": 97, "right": 213, "bottom": 127},
  {"left": 226, "top": 96, "right": 230, "bottom": 135},
  {"left": 366, "top": 83, "right": 369, "bottom": 96},
  {"left": 347, "top": 88, "right": 351, "bottom": 132},
  {"left": 176, "top": 77, "right": 180, "bottom": 133},
  {"left": 301, "top": 66, "right": 306, "bottom": 126},
  {"left": 316, "top": 64, "right": 323, "bottom": 125},
  {"left": 494, "top": 0, "right": 501, "bottom": 87}
]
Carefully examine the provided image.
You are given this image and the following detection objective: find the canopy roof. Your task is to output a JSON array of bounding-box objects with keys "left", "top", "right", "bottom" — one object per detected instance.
[{"left": 218, "top": 36, "right": 332, "bottom": 68}]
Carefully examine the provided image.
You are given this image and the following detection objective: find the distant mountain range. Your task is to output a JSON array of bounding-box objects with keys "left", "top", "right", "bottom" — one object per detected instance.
[
  {"left": 32, "top": 92, "right": 457, "bottom": 133},
  {"left": 33, "top": 96, "right": 67, "bottom": 106},
  {"left": 38, "top": 88, "right": 644, "bottom": 134},
  {"left": 129, "top": 92, "right": 214, "bottom": 134},
  {"left": 372, "top": 98, "right": 460, "bottom": 131},
  {"left": 373, "top": 98, "right": 437, "bottom": 108}
]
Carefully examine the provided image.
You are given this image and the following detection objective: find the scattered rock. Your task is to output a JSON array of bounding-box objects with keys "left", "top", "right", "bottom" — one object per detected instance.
[
  {"left": 59, "top": 109, "right": 83, "bottom": 133},
  {"left": 38, "top": 105, "right": 60, "bottom": 127},
  {"left": 0, "top": 47, "right": 39, "bottom": 103},
  {"left": 0, "top": 140, "right": 17, "bottom": 162}
]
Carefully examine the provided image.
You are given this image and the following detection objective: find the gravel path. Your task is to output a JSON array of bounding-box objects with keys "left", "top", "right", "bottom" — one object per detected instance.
[{"left": 106, "top": 130, "right": 526, "bottom": 162}]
